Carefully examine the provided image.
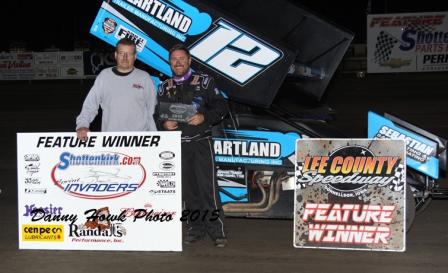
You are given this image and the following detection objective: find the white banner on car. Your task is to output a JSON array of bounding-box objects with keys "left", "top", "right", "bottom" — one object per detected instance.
[
  {"left": 367, "top": 11, "right": 448, "bottom": 73},
  {"left": 17, "top": 132, "right": 182, "bottom": 251}
]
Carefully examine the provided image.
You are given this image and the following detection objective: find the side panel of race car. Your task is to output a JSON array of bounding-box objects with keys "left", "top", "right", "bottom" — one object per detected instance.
[{"left": 368, "top": 111, "right": 444, "bottom": 179}]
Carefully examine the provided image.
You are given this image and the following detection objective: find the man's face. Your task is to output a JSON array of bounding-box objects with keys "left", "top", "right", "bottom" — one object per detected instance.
[
  {"left": 115, "top": 44, "right": 136, "bottom": 72},
  {"left": 169, "top": 49, "right": 191, "bottom": 76}
]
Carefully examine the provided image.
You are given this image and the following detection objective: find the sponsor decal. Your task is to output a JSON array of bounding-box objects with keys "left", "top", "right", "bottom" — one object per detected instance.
[
  {"left": 156, "top": 179, "right": 175, "bottom": 188},
  {"left": 190, "top": 19, "right": 283, "bottom": 85},
  {"left": 216, "top": 169, "right": 244, "bottom": 179},
  {"left": 149, "top": 189, "right": 175, "bottom": 195},
  {"left": 24, "top": 177, "right": 41, "bottom": 185},
  {"left": 115, "top": 25, "right": 147, "bottom": 52},
  {"left": 25, "top": 162, "right": 40, "bottom": 175},
  {"left": 159, "top": 161, "right": 174, "bottom": 170},
  {"left": 374, "top": 125, "right": 436, "bottom": 163},
  {"left": 23, "top": 204, "right": 63, "bottom": 217},
  {"left": 159, "top": 151, "right": 175, "bottom": 160},
  {"left": 214, "top": 130, "right": 300, "bottom": 166},
  {"left": 152, "top": 171, "right": 175, "bottom": 178},
  {"left": 24, "top": 154, "right": 40, "bottom": 161},
  {"left": 51, "top": 151, "right": 146, "bottom": 199},
  {"left": 22, "top": 224, "right": 64, "bottom": 242},
  {"left": 25, "top": 188, "right": 47, "bottom": 194},
  {"left": 103, "top": 17, "right": 117, "bottom": 34},
  {"left": 368, "top": 111, "right": 439, "bottom": 179},
  {"left": 112, "top": 0, "right": 212, "bottom": 41}
]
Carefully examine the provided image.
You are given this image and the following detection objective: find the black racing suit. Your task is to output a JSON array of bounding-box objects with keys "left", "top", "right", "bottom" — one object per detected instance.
[{"left": 156, "top": 70, "right": 228, "bottom": 239}]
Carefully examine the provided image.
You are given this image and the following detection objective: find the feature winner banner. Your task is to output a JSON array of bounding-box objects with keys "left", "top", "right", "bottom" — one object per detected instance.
[
  {"left": 367, "top": 11, "right": 448, "bottom": 73},
  {"left": 294, "top": 139, "right": 406, "bottom": 251},
  {"left": 17, "top": 132, "right": 182, "bottom": 251}
]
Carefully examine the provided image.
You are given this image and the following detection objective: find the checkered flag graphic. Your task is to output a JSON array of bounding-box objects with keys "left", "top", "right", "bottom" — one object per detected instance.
[
  {"left": 405, "top": 23, "right": 435, "bottom": 33},
  {"left": 388, "top": 163, "right": 405, "bottom": 192},
  {"left": 295, "top": 162, "right": 307, "bottom": 189},
  {"left": 373, "top": 31, "right": 399, "bottom": 64}
]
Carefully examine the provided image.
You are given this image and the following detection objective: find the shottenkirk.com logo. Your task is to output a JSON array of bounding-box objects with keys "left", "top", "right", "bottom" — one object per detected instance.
[{"left": 51, "top": 152, "right": 146, "bottom": 200}]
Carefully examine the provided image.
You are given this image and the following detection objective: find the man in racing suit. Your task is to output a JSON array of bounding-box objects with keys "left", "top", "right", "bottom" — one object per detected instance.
[{"left": 157, "top": 44, "right": 228, "bottom": 247}]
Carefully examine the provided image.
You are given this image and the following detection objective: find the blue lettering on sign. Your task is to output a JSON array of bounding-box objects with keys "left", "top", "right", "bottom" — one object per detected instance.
[
  {"left": 57, "top": 152, "right": 120, "bottom": 170},
  {"left": 399, "top": 29, "right": 416, "bottom": 51}
]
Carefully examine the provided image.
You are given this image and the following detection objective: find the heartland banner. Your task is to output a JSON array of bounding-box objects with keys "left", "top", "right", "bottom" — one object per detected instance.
[
  {"left": 367, "top": 11, "right": 448, "bottom": 73},
  {"left": 17, "top": 132, "right": 182, "bottom": 251},
  {"left": 294, "top": 139, "right": 406, "bottom": 251}
]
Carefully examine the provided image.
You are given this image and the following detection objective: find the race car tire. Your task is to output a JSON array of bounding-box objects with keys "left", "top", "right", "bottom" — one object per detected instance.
[{"left": 406, "top": 183, "right": 416, "bottom": 232}]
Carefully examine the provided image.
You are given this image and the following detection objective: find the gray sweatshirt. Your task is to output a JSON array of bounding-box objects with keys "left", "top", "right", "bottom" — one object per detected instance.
[{"left": 76, "top": 67, "right": 157, "bottom": 132}]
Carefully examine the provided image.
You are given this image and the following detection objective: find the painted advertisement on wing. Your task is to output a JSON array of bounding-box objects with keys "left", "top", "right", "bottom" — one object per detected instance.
[
  {"left": 368, "top": 111, "right": 439, "bottom": 179},
  {"left": 89, "top": 0, "right": 296, "bottom": 107},
  {"left": 17, "top": 132, "right": 182, "bottom": 251},
  {"left": 367, "top": 11, "right": 448, "bottom": 73},
  {"left": 294, "top": 139, "right": 406, "bottom": 251}
]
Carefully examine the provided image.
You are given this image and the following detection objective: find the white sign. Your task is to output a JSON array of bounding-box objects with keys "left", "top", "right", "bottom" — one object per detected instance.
[
  {"left": 294, "top": 139, "right": 406, "bottom": 252},
  {"left": 0, "top": 51, "right": 85, "bottom": 80},
  {"left": 17, "top": 132, "right": 182, "bottom": 251},
  {"left": 367, "top": 11, "right": 448, "bottom": 73}
]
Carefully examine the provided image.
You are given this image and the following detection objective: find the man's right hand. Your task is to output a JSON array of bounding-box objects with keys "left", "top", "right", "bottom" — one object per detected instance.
[
  {"left": 76, "top": 127, "right": 89, "bottom": 141},
  {"left": 163, "top": 120, "right": 178, "bottom": 130}
]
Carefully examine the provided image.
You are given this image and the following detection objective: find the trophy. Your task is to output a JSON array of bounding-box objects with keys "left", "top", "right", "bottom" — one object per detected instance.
[{"left": 158, "top": 102, "right": 197, "bottom": 123}]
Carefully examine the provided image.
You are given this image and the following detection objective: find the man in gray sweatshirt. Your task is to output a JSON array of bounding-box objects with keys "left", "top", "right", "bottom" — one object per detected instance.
[{"left": 76, "top": 38, "right": 157, "bottom": 140}]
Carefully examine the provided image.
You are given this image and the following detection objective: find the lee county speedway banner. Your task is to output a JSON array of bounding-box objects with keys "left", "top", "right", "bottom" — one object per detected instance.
[
  {"left": 294, "top": 139, "right": 406, "bottom": 251},
  {"left": 367, "top": 11, "right": 448, "bottom": 73},
  {"left": 17, "top": 132, "right": 182, "bottom": 251}
]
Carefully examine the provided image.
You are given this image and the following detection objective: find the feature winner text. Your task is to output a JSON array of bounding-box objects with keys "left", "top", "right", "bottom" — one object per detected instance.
[
  {"left": 36, "top": 135, "right": 160, "bottom": 148},
  {"left": 302, "top": 203, "right": 395, "bottom": 244}
]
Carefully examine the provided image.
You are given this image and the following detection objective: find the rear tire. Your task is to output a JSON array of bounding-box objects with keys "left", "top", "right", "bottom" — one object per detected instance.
[{"left": 406, "top": 184, "right": 416, "bottom": 232}]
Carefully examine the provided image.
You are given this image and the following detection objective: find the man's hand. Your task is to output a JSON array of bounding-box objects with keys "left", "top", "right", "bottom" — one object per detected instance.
[
  {"left": 187, "top": 113, "right": 204, "bottom": 126},
  {"left": 76, "top": 127, "right": 89, "bottom": 141},
  {"left": 163, "top": 120, "right": 178, "bottom": 130}
]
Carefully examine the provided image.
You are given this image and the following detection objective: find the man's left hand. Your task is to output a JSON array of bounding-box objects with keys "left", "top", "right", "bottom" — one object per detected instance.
[{"left": 187, "top": 113, "right": 204, "bottom": 125}]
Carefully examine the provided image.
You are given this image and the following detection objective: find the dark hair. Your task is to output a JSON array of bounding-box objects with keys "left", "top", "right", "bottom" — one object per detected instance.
[
  {"left": 116, "top": 38, "right": 137, "bottom": 54},
  {"left": 169, "top": 44, "right": 190, "bottom": 59}
]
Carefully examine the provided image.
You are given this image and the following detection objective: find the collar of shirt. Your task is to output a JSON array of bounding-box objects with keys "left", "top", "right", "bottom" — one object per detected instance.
[{"left": 173, "top": 68, "right": 192, "bottom": 84}]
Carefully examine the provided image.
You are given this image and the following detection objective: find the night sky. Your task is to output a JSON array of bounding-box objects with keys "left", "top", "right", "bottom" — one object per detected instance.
[{"left": 1, "top": 0, "right": 448, "bottom": 51}]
